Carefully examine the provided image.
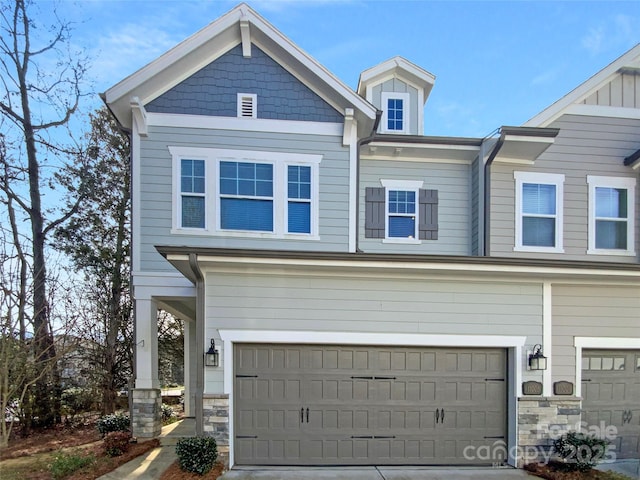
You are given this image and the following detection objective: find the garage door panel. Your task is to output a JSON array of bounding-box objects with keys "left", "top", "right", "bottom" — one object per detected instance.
[
  {"left": 582, "top": 349, "right": 640, "bottom": 460},
  {"left": 234, "top": 344, "right": 506, "bottom": 465}
]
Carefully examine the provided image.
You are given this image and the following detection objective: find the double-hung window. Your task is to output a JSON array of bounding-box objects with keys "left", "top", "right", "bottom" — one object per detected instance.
[
  {"left": 180, "top": 159, "right": 206, "bottom": 229},
  {"left": 170, "top": 147, "right": 321, "bottom": 238},
  {"left": 381, "top": 92, "right": 410, "bottom": 134},
  {"left": 287, "top": 166, "right": 312, "bottom": 234},
  {"left": 514, "top": 172, "right": 564, "bottom": 252},
  {"left": 380, "top": 179, "right": 423, "bottom": 243},
  {"left": 587, "top": 176, "right": 635, "bottom": 255},
  {"left": 219, "top": 161, "right": 274, "bottom": 232}
]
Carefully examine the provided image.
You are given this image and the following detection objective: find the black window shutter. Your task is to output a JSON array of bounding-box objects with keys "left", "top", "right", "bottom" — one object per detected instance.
[
  {"left": 365, "top": 187, "right": 385, "bottom": 238},
  {"left": 419, "top": 189, "right": 438, "bottom": 240}
]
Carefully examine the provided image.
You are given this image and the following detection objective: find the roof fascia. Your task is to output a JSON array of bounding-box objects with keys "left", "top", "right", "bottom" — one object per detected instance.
[
  {"left": 104, "top": 3, "right": 376, "bottom": 128},
  {"left": 357, "top": 56, "right": 435, "bottom": 101},
  {"left": 524, "top": 43, "right": 640, "bottom": 128},
  {"left": 156, "top": 246, "right": 640, "bottom": 277},
  {"left": 624, "top": 148, "right": 640, "bottom": 169}
]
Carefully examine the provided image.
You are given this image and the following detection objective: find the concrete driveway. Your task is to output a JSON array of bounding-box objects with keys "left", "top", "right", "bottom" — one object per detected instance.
[{"left": 219, "top": 466, "right": 536, "bottom": 479}]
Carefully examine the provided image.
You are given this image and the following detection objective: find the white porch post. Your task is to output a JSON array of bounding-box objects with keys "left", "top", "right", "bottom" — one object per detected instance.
[{"left": 135, "top": 298, "right": 159, "bottom": 389}]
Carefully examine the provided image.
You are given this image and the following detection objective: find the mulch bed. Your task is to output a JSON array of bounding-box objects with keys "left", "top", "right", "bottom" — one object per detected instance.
[
  {"left": 160, "top": 461, "right": 226, "bottom": 479},
  {"left": 525, "top": 461, "right": 629, "bottom": 479}
]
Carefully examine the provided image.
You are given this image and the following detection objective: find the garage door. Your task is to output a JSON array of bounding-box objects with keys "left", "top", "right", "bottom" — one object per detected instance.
[
  {"left": 234, "top": 344, "right": 506, "bottom": 465},
  {"left": 582, "top": 350, "right": 640, "bottom": 459}
]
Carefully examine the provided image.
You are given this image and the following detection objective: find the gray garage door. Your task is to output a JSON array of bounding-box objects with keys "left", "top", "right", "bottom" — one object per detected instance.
[
  {"left": 234, "top": 344, "right": 506, "bottom": 465},
  {"left": 582, "top": 350, "right": 640, "bottom": 459}
]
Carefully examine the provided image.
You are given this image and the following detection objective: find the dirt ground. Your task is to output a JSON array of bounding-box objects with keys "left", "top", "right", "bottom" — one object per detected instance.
[{"left": 0, "top": 419, "right": 158, "bottom": 480}]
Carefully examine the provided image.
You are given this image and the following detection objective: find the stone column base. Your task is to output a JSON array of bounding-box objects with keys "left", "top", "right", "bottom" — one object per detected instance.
[
  {"left": 203, "top": 394, "right": 230, "bottom": 467},
  {"left": 131, "top": 388, "right": 162, "bottom": 437},
  {"left": 517, "top": 396, "right": 582, "bottom": 467}
]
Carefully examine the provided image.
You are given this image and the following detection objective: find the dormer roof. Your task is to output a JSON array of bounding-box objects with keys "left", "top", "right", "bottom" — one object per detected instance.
[
  {"left": 357, "top": 56, "right": 436, "bottom": 104},
  {"left": 103, "top": 3, "right": 377, "bottom": 134},
  {"left": 525, "top": 43, "right": 640, "bottom": 127}
]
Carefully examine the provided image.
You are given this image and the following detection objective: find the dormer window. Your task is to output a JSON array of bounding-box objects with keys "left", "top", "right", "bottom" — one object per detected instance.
[
  {"left": 381, "top": 92, "right": 409, "bottom": 134},
  {"left": 237, "top": 93, "right": 257, "bottom": 118}
]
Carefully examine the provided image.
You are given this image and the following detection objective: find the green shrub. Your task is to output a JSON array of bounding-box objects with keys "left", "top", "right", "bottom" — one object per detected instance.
[
  {"left": 96, "top": 412, "right": 130, "bottom": 436},
  {"left": 49, "top": 451, "right": 95, "bottom": 479},
  {"left": 161, "top": 403, "right": 177, "bottom": 425},
  {"left": 175, "top": 436, "right": 218, "bottom": 475},
  {"left": 552, "top": 431, "right": 609, "bottom": 472},
  {"left": 103, "top": 431, "right": 131, "bottom": 457}
]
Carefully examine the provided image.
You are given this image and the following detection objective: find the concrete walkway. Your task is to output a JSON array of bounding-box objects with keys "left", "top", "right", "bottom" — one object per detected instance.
[
  {"left": 219, "top": 466, "right": 536, "bottom": 479},
  {"left": 96, "top": 418, "right": 195, "bottom": 480}
]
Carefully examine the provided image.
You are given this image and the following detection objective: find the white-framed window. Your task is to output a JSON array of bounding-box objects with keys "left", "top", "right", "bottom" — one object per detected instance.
[
  {"left": 381, "top": 92, "right": 410, "bottom": 134},
  {"left": 169, "top": 146, "right": 321, "bottom": 238},
  {"left": 587, "top": 176, "right": 635, "bottom": 256},
  {"left": 380, "top": 179, "right": 423, "bottom": 244},
  {"left": 514, "top": 172, "right": 564, "bottom": 253},
  {"left": 237, "top": 93, "right": 257, "bottom": 118},
  {"left": 179, "top": 158, "right": 207, "bottom": 229}
]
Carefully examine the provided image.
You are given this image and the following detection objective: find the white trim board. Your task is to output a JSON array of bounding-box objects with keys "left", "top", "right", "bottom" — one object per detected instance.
[
  {"left": 147, "top": 112, "right": 343, "bottom": 136},
  {"left": 218, "top": 329, "right": 526, "bottom": 395}
]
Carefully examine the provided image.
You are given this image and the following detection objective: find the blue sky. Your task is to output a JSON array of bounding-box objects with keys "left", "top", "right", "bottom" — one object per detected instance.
[{"left": 41, "top": 0, "right": 640, "bottom": 137}]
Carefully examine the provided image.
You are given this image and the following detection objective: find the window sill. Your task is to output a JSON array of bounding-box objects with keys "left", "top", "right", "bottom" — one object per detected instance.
[
  {"left": 383, "top": 238, "right": 421, "bottom": 245},
  {"left": 171, "top": 228, "right": 319, "bottom": 241},
  {"left": 586, "top": 249, "right": 636, "bottom": 257},
  {"left": 513, "top": 246, "right": 564, "bottom": 254}
]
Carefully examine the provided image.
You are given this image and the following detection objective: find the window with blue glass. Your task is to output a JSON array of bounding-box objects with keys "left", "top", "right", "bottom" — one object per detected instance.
[
  {"left": 387, "top": 98, "right": 404, "bottom": 131},
  {"left": 219, "top": 161, "right": 273, "bottom": 231},
  {"left": 287, "top": 165, "right": 311, "bottom": 233},
  {"left": 180, "top": 159, "right": 205, "bottom": 228},
  {"left": 522, "top": 183, "right": 557, "bottom": 247},
  {"left": 388, "top": 190, "right": 416, "bottom": 238}
]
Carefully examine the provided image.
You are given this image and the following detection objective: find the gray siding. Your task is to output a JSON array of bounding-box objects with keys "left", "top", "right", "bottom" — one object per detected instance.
[
  {"left": 138, "top": 125, "right": 350, "bottom": 272},
  {"left": 205, "top": 270, "right": 543, "bottom": 393},
  {"left": 583, "top": 72, "right": 640, "bottom": 108},
  {"left": 372, "top": 78, "right": 420, "bottom": 135},
  {"left": 359, "top": 159, "right": 471, "bottom": 255},
  {"left": 146, "top": 44, "right": 342, "bottom": 123},
  {"left": 552, "top": 284, "right": 640, "bottom": 382},
  {"left": 489, "top": 114, "right": 640, "bottom": 262}
]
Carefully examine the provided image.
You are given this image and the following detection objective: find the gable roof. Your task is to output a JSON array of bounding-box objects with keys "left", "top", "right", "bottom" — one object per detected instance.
[
  {"left": 524, "top": 43, "right": 640, "bottom": 127},
  {"left": 357, "top": 56, "right": 436, "bottom": 104},
  {"left": 103, "top": 3, "right": 377, "bottom": 132}
]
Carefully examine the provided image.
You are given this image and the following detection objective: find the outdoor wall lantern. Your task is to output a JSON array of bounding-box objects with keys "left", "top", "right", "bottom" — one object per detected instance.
[
  {"left": 528, "top": 344, "right": 547, "bottom": 370},
  {"left": 205, "top": 338, "right": 219, "bottom": 367}
]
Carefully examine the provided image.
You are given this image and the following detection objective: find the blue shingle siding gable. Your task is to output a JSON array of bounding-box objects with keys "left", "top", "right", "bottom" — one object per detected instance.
[{"left": 146, "top": 44, "right": 343, "bottom": 122}]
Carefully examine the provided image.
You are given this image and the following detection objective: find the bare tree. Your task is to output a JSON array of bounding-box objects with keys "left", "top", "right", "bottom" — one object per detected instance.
[
  {"left": 0, "top": 0, "right": 90, "bottom": 426},
  {"left": 56, "top": 107, "right": 132, "bottom": 414}
]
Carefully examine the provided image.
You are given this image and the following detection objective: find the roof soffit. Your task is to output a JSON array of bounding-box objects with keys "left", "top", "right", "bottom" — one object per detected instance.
[
  {"left": 103, "top": 3, "right": 376, "bottom": 130},
  {"left": 524, "top": 43, "right": 640, "bottom": 128}
]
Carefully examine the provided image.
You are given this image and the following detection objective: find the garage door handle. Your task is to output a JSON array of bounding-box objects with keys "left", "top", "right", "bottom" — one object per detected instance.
[
  {"left": 306, "top": 408, "right": 309, "bottom": 423},
  {"left": 301, "top": 408, "right": 304, "bottom": 423},
  {"left": 440, "top": 408, "right": 444, "bottom": 423},
  {"left": 351, "top": 435, "right": 374, "bottom": 439},
  {"left": 435, "top": 409, "right": 439, "bottom": 423}
]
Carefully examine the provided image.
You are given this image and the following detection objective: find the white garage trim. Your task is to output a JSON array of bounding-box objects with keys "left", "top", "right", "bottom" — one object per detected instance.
[
  {"left": 574, "top": 337, "right": 640, "bottom": 397},
  {"left": 219, "top": 329, "right": 526, "bottom": 468}
]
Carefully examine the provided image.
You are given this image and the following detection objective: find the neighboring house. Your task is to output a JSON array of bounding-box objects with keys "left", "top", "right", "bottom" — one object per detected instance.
[{"left": 103, "top": 3, "right": 640, "bottom": 468}]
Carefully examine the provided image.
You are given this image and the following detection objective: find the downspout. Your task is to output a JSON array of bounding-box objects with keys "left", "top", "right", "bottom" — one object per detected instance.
[
  {"left": 188, "top": 253, "right": 205, "bottom": 437},
  {"left": 483, "top": 128, "right": 506, "bottom": 256},
  {"left": 355, "top": 109, "right": 383, "bottom": 253}
]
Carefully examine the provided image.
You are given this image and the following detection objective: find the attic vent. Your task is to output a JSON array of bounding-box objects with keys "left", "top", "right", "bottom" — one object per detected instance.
[{"left": 237, "top": 93, "right": 257, "bottom": 118}]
